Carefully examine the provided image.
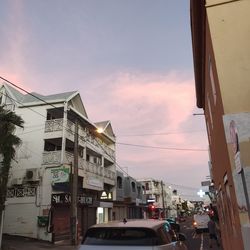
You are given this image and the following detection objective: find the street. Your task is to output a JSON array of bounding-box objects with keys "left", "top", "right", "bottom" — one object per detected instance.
[
  {"left": 2, "top": 217, "right": 223, "bottom": 250},
  {"left": 180, "top": 216, "right": 222, "bottom": 250}
]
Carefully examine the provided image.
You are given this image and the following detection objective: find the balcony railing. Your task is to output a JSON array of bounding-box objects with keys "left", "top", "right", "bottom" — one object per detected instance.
[
  {"left": 42, "top": 151, "right": 116, "bottom": 180},
  {"left": 44, "top": 119, "right": 115, "bottom": 159},
  {"left": 45, "top": 119, "right": 63, "bottom": 132}
]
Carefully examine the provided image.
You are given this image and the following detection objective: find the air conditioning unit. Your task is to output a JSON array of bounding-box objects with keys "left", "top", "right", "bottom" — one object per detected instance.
[{"left": 25, "top": 168, "right": 40, "bottom": 182}]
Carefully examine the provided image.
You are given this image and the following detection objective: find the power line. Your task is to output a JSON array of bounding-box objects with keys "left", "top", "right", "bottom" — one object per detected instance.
[
  {"left": 1, "top": 76, "right": 128, "bottom": 176},
  {"left": 1, "top": 78, "right": 207, "bottom": 153},
  {"left": 0, "top": 76, "right": 63, "bottom": 110},
  {"left": 117, "top": 130, "right": 206, "bottom": 137},
  {"left": 117, "top": 142, "right": 208, "bottom": 152},
  {"left": 1, "top": 76, "right": 207, "bottom": 192}
]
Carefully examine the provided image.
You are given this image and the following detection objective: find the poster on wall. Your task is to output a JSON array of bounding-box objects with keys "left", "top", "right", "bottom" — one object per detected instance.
[
  {"left": 223, "top": 113, "right": 250, "bottom": 214},
  {"left": 51, "top": 166, "right": 70, "bottom": 184}
]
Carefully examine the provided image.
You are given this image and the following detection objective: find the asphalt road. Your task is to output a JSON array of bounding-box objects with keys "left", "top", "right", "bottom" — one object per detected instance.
[{"left": 179, "top": 216, "right": 222, "bottom": 250}]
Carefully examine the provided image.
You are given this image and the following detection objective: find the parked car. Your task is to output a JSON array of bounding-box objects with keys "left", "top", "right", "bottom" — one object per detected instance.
[
  {"left": 80, "top": 219, "right": 188, "bottom": 250},
  {"left": 193, "top": 213, "right": 210, "bottom": 233}
]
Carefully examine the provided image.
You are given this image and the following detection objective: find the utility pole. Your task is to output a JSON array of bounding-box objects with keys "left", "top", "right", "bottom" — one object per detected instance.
[
  {"left": 161, "top": 181, "right": 166, "bottom": 218},
  {"left": 71, "top": 119, "right": 78, "bottom": 245}
]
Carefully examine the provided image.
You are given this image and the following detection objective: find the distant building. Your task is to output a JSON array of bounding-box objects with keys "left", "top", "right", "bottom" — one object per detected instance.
[
  {"left": 0, "top": 83, "right": 116, "bottom": 242},
  {"left": 191, "top": 1, "right": 250, "bottom": 249},
  {"left": 137, "top": 178, "right": 173, "bottom": 218},
  {"left": 112, "top": 171, "right": 146, "bottom": 220}
]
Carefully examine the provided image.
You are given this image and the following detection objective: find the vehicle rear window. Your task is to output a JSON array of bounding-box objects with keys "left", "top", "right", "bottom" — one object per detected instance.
[{"left": 83, "top": 227, "right": 159, "bottom": 246}]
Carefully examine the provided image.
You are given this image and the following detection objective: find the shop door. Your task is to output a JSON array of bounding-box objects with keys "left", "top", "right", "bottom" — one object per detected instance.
[
  {"left": 52, "top": 206, "right": 70, "bottom": 242},
  {"left": 81, "top": 207, "right": 97, "bottom": 237}
]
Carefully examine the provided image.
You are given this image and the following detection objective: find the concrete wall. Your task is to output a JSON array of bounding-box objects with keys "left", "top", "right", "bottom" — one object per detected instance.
[{"left": 206, "top": 0, "right": 250, "bottom": 113}]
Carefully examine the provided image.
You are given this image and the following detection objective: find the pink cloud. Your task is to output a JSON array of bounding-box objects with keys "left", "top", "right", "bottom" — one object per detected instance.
[{"left": 84, "top": 71, "right": 209, "bottom": 187}]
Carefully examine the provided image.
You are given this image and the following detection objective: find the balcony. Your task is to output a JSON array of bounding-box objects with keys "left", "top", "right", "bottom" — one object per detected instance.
[
  {"left": 44, "top": 119, "right": 115, "bottom": 159},
  {"left": 42, "top": 150, "right": 115, "bottom": 185}
]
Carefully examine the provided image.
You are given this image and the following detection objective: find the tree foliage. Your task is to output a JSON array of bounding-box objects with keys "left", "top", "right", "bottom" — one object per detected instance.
[{"left": 0, "top": 106, "right": 24, "bottom": 213}]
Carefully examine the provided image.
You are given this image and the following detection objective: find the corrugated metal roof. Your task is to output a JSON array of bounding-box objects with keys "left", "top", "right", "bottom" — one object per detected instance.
[{"left": 22, "top": 91, "right": 77, "bottom": 103}]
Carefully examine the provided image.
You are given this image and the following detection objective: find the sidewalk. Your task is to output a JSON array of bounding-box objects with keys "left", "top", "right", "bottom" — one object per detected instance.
[{"left": 1, "top": 235, "right": 80, "bottom": 250}]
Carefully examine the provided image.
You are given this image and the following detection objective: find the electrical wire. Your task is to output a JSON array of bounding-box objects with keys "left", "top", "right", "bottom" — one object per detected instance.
[
  {"left": 117, "top": 142, "right": 208, "bottom": 152},
  {"left": 1, "top": 76, "right": 206, "bottom": 190},
  {"left": 117, "top": 130, "right": 205, "bottom": 137}
]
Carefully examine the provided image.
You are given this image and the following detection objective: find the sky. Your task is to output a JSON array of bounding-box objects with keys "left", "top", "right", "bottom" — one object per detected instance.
[{"left": 0, "top": 0, "right": 210, "bottom": 200}]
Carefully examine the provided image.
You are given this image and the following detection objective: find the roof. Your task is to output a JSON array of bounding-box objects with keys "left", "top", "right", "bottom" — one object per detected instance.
[
  {"left": 90, "top": 219, "right": 167, "bottom": 230},
  {"left": 190, "top": 0, "right": 206, "bottom": 108},
  {"left": 94, "top": 120, "right": 116, "bottom": 140},
  {"left": 3, "top": 83, "right": 25, "bottom": 102},
  {"left": 1, "top": 83, "right": 78, "bottom": 106},
  {"left": 22, "top": 90, "right": 78, "bottom": 104}
]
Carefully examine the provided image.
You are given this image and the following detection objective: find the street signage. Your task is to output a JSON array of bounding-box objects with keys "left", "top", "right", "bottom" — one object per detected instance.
[
  {"left": 197, "top": 189, "right": 205, "bottom": 198},
  {"left": 201, "top": 180, "right": 211, "bottom": 186},
  {"left": 51, "top": 166, "right": 70, "bottom": 183},
  {"left": 51, "top": 193, "right": 93, "bottom": 205}
]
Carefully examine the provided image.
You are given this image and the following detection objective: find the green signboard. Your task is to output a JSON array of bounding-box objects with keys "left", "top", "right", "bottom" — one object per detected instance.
[{"left": 51, "top": 166, "right": 70, "bottom": 183}]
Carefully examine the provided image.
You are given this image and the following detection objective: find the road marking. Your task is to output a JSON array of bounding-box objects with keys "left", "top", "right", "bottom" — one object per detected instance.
[{"left": 200, "top": 233, "right": 204, "bottom": 250}]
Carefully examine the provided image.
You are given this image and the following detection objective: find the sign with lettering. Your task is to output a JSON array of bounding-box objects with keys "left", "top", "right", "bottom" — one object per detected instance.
[
  {"left": 51, "top": 193, "right": 93, "bottom": 205},
  {"left": 201, "top": 180, "right": 211, "bottom": 186},
  {"left": 51, "top": 166, "right": 70, "bottom": 183}
]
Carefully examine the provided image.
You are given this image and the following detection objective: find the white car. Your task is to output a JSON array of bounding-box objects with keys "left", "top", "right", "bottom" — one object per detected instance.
[
  {"left": 193, "top": 213, "right": 210, "bottom": 233},
  {"left": 80, "top": 219, "right": 187, "bottom": 250}
]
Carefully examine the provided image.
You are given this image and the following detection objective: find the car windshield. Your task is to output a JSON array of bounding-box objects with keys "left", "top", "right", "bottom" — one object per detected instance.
[{"left": 83, "top": 227, "right": 159, "bottom": 246}]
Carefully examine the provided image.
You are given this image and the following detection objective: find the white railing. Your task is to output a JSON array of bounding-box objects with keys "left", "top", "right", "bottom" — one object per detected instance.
[
  {"left": 42, "top": 151, "right": 61, "bottom": 165},
  {"left": 44, "top": 119, "right": 115, "bottom": 158},
  {"left": 45, "top": 119, "right": 63, "bottom": 132},
  {"left": 42, "top": 150, "right": 115, "bottom": 180}
]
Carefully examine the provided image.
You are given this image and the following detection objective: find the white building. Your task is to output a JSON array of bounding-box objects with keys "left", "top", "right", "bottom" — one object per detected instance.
[
  {"left": 0, "top": 83, "right": 116, "bottom": 242},
  {"left": 137, "top": 178, "right": 173, "bottom": 218}
]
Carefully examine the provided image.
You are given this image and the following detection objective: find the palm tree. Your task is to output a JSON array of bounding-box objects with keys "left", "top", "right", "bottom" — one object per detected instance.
[{"left": 0, "top": 106, "right": 24, "bottom": 238}]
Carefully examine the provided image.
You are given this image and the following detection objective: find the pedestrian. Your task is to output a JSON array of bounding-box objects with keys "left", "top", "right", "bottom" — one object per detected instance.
[{"left": 208, "top": 216, "right": 220, "bottom": 248}]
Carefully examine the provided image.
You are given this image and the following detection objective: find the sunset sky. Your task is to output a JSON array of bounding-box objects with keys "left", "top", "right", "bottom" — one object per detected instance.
[{"left": 0, "top": 0, "right": 210, "bottom": 200}]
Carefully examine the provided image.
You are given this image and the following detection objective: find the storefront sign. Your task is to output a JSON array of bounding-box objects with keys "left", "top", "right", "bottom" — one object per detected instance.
[
  {"left": 51, "top": 193, "right": 93, "bottom": 205},
  {"left": 100, "top": 191, "right": 112, "bottom": 200},
  {"left": 201, "top": 180, "right": 211, "bottom": 186},
  {"left": 87, "top": 176, "right": 103, "bottom": 189},
  {"left": 51, "top": 166, "right": 70, "bottom": 183}
]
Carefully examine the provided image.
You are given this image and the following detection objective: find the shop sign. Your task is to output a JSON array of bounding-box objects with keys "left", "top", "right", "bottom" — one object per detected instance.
[
  {"left": 100, "top": 191, "right": 112, "bottom": 200},
  {"left": 87, "top": 176, "right": 103, "bottom": 189},
  {"left": 51, "top": 166, "right": 70, "bottom": 183},
  {"left": 51, "top": 193, "right": 93, "bottom": 205},
  {"left": 201, "top": 180, "right": 211, "bottom": 186}
]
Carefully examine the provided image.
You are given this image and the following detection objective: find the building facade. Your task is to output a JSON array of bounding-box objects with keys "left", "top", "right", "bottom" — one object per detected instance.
[
  {"left": 112, "top": 171, "right": 147, "bottom": 221},
  {"left": 137, "top": 178, "right": 173, "bottom": 219},
  {"left": 0, "top": 83, "right": 116, "bottom": 242},
  {"left": 191, "top": 1, "right": 250, "bottom": 249}
]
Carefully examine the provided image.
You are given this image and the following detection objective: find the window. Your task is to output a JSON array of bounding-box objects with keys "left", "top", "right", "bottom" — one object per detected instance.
[
  {"left": 117, "top": 176, "right": 122, "bottom": 189},
  {"left": 137, "top": 186, "right": 141, "bottom": 195},
  {"left": 131, "top": 182, "right": 136, "bottom": 192},
  {"left": 83, "top": 228, "right": 158, "bottom": 246},
  {"left": 145, "top": 182, "right": 149, "bottom": 190},
  {"left": 86, "top": 154, "right": 90, "bottom": 161},
  {"left": 209, "top": 55, "right": 217, "bottom": 105},
  {"left": 207, "top": 94, "right": 213, "bottom": 129}
]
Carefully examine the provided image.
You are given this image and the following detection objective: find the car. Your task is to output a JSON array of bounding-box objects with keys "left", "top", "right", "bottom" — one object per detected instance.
[
  {"left": 193, "top": 213, "right": 210, "bottom": 233},
  {"left": 80, "top": 219, "right": 188, "bottom": 250}
]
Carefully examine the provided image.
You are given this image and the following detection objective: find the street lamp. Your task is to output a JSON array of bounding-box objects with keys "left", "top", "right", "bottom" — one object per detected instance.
[{"left": 96, "top": 128, "right": 104, "bottom": 133}]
